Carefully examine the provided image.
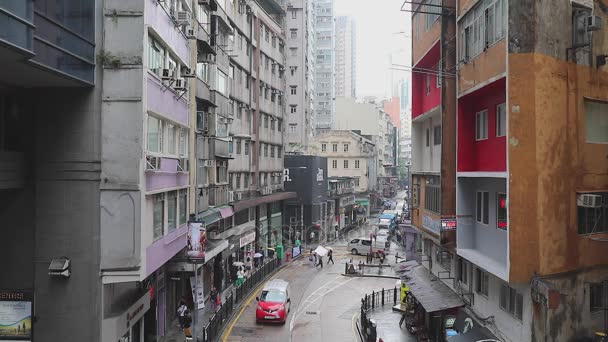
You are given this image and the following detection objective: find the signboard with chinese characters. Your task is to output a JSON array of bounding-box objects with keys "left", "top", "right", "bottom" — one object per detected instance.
[
  {"left": 0, "top": 290, "right": 32, "bottom": 341},
  {"left": 187, "top": 221, "right": 207, "bottom": 260},
  {"left": 240, "top": 232, "right": 256, "bottom": 248},
  {"left": 422, "top": 214, "right": 441, "bottom": 235},
  {"left": 441, "top": 219, "right": 457, "bottom": 231}
]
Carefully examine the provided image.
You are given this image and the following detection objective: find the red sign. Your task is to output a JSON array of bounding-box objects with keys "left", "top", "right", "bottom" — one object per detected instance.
[
  {"left": 441, "top": 219, "right": 457, "bottom": 231},
  {"left": 497, "top": 220, "right": 508, "bottom": 230}
]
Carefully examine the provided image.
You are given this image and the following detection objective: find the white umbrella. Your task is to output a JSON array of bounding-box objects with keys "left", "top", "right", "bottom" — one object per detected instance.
[
  {"left": 253, "top": 253, "right": 263, "bottom": 258},
  {"left": 314, "top": 246, "right": 328, "bottom": 257},
  {"left": 233, "top": 261, "right": 244, "bottom": 267}
]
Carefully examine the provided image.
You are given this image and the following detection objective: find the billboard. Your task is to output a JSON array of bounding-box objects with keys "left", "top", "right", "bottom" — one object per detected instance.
[
  {"left": 186, "top": 221, "right": 207, "bottom": 260},
  {"left": 0, "top": 290, "right": 32, "bottom": 341}
]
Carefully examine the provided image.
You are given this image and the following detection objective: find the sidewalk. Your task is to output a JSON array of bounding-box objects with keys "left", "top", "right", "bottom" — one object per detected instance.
[{"left": 365, "top": 305, "right": 417, "bottom": 342}]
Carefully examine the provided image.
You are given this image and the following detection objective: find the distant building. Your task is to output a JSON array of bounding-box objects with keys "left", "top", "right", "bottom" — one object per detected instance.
[
  {"left": 335, "top": 16, "right": 356, "bottom": 98},
  {"left": 314, "top": 0, "right": 335, "bottom": 133}
]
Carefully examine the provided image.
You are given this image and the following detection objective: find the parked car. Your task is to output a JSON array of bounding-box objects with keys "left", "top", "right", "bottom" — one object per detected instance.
[
  {"left": 256, "top": 279, "right": 291, "bottom": 324},
  {"left": 348, "top": 238, "right": 388, "bottom": 255}
]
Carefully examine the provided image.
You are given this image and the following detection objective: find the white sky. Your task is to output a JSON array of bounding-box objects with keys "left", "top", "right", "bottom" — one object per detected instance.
[{"left": 335, "top": 0, "right": 411, "bottom": 99}]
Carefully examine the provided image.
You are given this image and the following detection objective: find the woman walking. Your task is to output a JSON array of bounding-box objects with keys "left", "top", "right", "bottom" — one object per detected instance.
[{"left": 327, "top": 249, "right": 334, "bottom": 264}]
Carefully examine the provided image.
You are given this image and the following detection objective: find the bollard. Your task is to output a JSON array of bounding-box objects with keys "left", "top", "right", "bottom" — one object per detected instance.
[
  {"left": 395, "top": 252, "right": 399, "bottom": 263},
  {"left": 382, "top": 288, "right": 385, "bottom": 306},
  {"left": 393, "top": 286, "right": 397, "bottom": 304},
  {"left": 372, "top": 291, "right": 375, "bottom": 309},
  {"left": 345, "top": 262, "right": 348, "bottom": 274}
]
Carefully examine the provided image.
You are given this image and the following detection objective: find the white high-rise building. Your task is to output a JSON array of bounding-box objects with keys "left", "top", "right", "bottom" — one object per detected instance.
[
  {"left": 335, "top": 16, "right": 356, "bottom": 98},
  {"left": 314, "top": 0, "right": 334, "bottom": 133},
  {"left": 283, "top": 0, "right": 316, "bottom": 153}
]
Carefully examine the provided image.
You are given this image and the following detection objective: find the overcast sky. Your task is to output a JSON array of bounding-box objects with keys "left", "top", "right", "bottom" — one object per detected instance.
[{"left": 335, "top": 0, "right": 411, "bottom": 99}]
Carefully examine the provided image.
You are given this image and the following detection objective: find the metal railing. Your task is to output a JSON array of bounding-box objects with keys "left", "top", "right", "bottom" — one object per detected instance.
[
  {"left": 358, "top": 287, "right": 399, "bottom": 342},
  {"left": 201, "top": 257, "right": 281, "bottom": 342}
]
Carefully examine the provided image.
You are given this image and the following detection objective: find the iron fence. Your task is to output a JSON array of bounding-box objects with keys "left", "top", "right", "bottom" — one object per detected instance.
[
  {"left": 358, "top": 287, "right": 399, "bottom": 342},
  {"left": 201, "top": 257, "right": 280, "bottom": 342}
]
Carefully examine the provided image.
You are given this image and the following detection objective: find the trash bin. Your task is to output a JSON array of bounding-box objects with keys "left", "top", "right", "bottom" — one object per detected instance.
[
  {"left": 286, "top": 251, "right": 291, "bottom": 262},
  {"left": 275, "top": 245, "right": 284, "bottom": 260}
]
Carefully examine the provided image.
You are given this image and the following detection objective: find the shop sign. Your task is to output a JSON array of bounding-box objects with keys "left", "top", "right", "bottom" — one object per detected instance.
[
  {"left": 292, "top": 245, "right": 302, "bottom": 258},
  {"left": 240, "top": 232, "right": 256, "bottom": 248},
  {"left": 0, "top": 290, "right": 33, "bottom": 341},
  {"left": 339, "top": 195, "right": 355, "bottom": 207},
  {"left": 441, "top": 219, "right": 457, "bottom": 231},
  {"left": 316, "top": 168, "right": 324, "bottom": 182},
  {"left": 187, "top": 221, "right": 207, "bottom": 260},
  {"left": 190, "top": 277, "right": 205, "bottom": 310},
  {"left": 115, "top": 292, "right": 150, "bottom": 338},
  {"left": 423, "top": 215, "right": 441, "bottom": 235}
]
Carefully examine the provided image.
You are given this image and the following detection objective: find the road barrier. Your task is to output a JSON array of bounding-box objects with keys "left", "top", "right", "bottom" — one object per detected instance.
[
  {"left": 358, "top": 287, "right": 399, "bottom": 342},
  {"left": 202, "top": 257, "right": 280, "bottom": 342}
]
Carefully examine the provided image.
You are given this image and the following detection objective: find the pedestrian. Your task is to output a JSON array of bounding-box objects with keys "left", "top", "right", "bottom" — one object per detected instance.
[
  {"left": 209, "top": 287, "right": 219, "bottom": 311},
  {"left": 316, "top": 255, "right": 323, "bottom": 268},
  {"left": 327, "top": 249, "right": 334, "bottom": 264},
  {"left": 177, "top": 298, "right": 188, "bottom": 329},
  {"left": 236, "top": 268, "right": 244, "bottom": 286}
]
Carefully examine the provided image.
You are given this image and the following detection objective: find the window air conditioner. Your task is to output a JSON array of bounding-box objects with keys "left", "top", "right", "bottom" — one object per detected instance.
[
  {"left": 235, "top": 192, "right": 242, "bottom": 201},
  {"left": 228, "top": 191, "right": 234, "bottom": 202},
  {"left": 187, "top": 28, "right": 196, "bottom": 39},
  {"left": 586, "top": 16, "right": 602, "bottom": 31},
  {"left": 577, "top": 194, "right": 603, "bottom": 208},
  {"left": 174, "top": 79, "right": 187, "bottom": 91},
  {"left": 162, "top": 68, "right": 175, "bottom": 80},
  {"left": 176, "top": 11, "right": 191, "bottom": 27},
  {"left": 198, "top": 0, "right": 210, "bottom": 4},
  {"left": 181, "top": 67, "right": 196, "bottom": 78},
  {"left": 200, "top": 53, "right": 216, "bottom": 64}
]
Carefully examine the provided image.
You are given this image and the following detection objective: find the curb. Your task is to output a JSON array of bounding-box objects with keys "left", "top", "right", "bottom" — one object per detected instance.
[{"left": 341, "top": 273, "right": 400, "bottom": 280}]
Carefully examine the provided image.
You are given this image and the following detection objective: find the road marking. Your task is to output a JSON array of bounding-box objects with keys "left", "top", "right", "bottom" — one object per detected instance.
[{"left": 220, "top": 272, "right": 280, "bottom": 342}]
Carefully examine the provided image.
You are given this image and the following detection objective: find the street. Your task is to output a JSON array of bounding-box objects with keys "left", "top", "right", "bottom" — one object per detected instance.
[{"left": 222, "top": 192, "right": 407, "bottom": 342}]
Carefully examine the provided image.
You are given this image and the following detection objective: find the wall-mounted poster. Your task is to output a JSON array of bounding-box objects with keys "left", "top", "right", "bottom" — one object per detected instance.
[
  {"left": 187, "top": 221, "right": 207, "bottom": 260},
  {"left": 0, "top": 290, "right": 32, "bottom": 341}
]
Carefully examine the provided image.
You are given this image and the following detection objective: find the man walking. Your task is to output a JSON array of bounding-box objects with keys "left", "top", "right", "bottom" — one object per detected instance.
[
  {"left": 316, "top": 255, "right": 324, "bottom": 268},
  {"left": 327, "top": 249, "right": 334, "bottom": 264}
]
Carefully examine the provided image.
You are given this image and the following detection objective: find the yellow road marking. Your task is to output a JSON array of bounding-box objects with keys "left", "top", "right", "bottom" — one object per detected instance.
[{"left": 220, "top": 273, "right": 279, "bottom": 342}]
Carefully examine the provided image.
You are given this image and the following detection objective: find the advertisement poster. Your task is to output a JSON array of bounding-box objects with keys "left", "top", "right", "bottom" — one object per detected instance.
[
  {"left": 0, "top": 290, "right": 32, "bottom": 341},
  {"left": 189, "top": 277, "right": 205, "bottom": 310},
  {"left": 186, "top": 221, "right": 207, "bottom": 260}
]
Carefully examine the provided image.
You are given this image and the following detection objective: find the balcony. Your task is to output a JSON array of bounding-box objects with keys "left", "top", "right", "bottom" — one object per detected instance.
[
  {"left": 145, "top": 157, "right": 189, "bottom": 192},
  {"left": 196, "top": 78, "right": 212, "bottom": 103},
  {"left": 209, "top": 184, "right": 230, "bottom": 207},
  {"left": 0, "top": 152, "right": 24, "bottom": 189},
  {"left": 212, "top": 138, "right": 233, "bottom": 159},
  {"left": 456, "top": 176, "right": 508, "bottom": 280},
  {"left": 147, "top": 75, "right": 189, "bottom": 126}
]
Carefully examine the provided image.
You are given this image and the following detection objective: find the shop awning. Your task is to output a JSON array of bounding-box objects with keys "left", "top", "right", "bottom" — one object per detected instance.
[
  {"left": 198, "top": 205, "right": 234, "bottom": 224},
  {"left": 406, "top": 266, "right": 465, "bottom": 313},
  {"left": 219, "top": 206, "right": 234, "bottom": 218},
  {"left": 447, "top": 327, "right": 499, "bottom": 342},
  {"left": 356, "top": 199, "right": 370, "bottom": 206}
]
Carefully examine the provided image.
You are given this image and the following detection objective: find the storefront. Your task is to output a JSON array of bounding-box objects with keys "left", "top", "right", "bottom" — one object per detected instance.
[{"left": 103, "top": 292, "right": 151, "bottom": 342}]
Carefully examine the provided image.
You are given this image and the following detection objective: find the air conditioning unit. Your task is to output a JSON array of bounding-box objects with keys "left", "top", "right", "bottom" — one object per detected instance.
[
  {"left": 204, "top": 160, "right": 215, "bottom": 167},
  {"left": 200, "top": 53, "right": 216, "bottom": 64},
  {"left": 202, "top": 128, "right": 210, "bottom": 136},
  {"left": 146, "top": 155, "right": 160, "bottom": 170},
  {"left": 586, "top": 16, "right": 602, "bottom": 31},
  {"left": 174, "top": 79, "right": 187, "bottom": 91},
  {"left": 260, "top": 187, "right": 272, "bottom": 195},
  {"left": 198, "top": 0, "right": 210, "bottom": 5},
  {"left": 181, "top": 67, "right": 196, "bottom": 78},
  {"left": 235, "top": 192, "right": 242, "bottom": 201},
  {"left": 176, "top": 11, "right": 191, "bottom": 27},
  {"left": 186, "top": 28, "right": 196, "bottom": 39},
  {"left": 162, "top": 68, "right": 175, "bottom": 80},
  {"left": 239, "top": 103, "right": 247, "bottom": 109},
  {"left": 577, "top": 194, "right": 603, "bottom": 208},
  {"left": 228, "top": 191, "right": 235, "bottom": 202}
]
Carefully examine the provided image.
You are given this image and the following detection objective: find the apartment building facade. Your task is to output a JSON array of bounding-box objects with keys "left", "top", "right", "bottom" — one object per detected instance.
[
  {"left": 314, "top": 0, "right": 335, "bottom": 133},
  {"left": 282, "top": 0, "right": 316, "bottom": 153},
  {"left": 335, "top": 16, "right": 356, "bottom": 98}
]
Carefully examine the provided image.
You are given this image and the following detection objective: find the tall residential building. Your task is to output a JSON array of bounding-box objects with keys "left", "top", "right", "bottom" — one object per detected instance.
[
  {"left": 335, "top": 16, "right": 356, "bottom": 98},
  {"left": 283, "top": 0, "right": 316, "bottom": 153},
  {"left": 314, "top": 0, "right": 335, "bottom": 133}
]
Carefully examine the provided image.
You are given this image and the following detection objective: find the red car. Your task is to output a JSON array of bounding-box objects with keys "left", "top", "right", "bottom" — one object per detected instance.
[{"left": 255, "top": 279, "right": 291, "bottom": 324}]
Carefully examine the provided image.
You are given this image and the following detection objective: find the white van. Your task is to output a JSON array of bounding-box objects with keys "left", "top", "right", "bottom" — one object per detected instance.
[{"left": 348, "top": 238, "right": 389, "bottom": 255}]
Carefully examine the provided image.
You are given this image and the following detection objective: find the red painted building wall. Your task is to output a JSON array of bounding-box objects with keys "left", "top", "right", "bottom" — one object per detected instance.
[
  {"left": 383, "top": 97, "right": 401, "bottom": 128},
  {"left": 412, "top": 42, "right": 441, "bottom": 120},
  {"left": 457, "top": 78, "right": 507, "bottom": 172}
]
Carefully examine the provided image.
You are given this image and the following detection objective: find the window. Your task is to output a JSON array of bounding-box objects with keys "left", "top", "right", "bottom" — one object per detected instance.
[
  {"left": 425, "top": 128, "right": 430, "bottom": 147},
  {"left": 500, "top": 283, "right": 523, "bottom": 320},
  {"left": 425, "top": 74, "right": 431, "bottom": 95},
  {"left": 216, "top": 161, "right": 228, "bottom": 183},
  {"left": 270, "top": 118, "right": 275, "bottom": 130},
  {"left": 578, "top": 193, "right": 608, "bottom": 234},
  {"left": 196, "top": 62, "right": 210, "bottom": 83},
  {"left": 291, "top": 9, "right": 297, "bottom": 19},
  {"left": 147, "top": 116, "right": 162, "bottom": 153},
  {"left": 179, "top": 189, "right": 187, "bottom": 227},
  {"left": 458, "top": 258, "right": 470, "bottom": 285},
  {"left": 354, "top": 178, "right": 360, "bottom": 187},
  {"left": 290, "top": 105, "right": 297, "bottom": 114},
  {"left": 217, "top": 71, "right": 228, "bottom": 95},
  {"left": 321, "top": 143, "right": 327, "bottom": 152},
  {"left": 497, "top": 193, "right": 507, "bottom": 230},
  {"left": 153, "top": 194, "right": 164, "bottom": 239},
  {"left": 277, "top": 146, "right": 282, "bottom": 158},
  {"left": 290, "top": 29, "right": 297, "bottom": 39},
  {"left": 425, "top": 182, "right": 441, "bottom": 214},
  {"left": 270, "top": 145, "right": 275, "bottom": 158},
  {"left": 476, "top": 191, "right": 489, "bottom": 224},
  {"left": 433, "top": 125, "right": 441, "bottom": 145},
  {"left": 244, "top": 141, "right": 250, "bottom": 155},
  {"left": 572, "top": 5, "right": 592, "bottom": 64},
  {"left": 332, "top": 160, "right": 337, "bottom": 169},
  {"left": 590, "top": 282, "right": 606, "bottom": 312},
  {"left": 264, "top": 115, "right": 269, "bottom": 128},
  {"left": 244, "top": 173, "right": 250, "bottom": 188},
  {"left": 460, "top": 0, "right": 506, "bottom": 62},
  {"left": 234, "top": 173, "right": 241, "bottom": 190},
  {"left": 476, "top": 110, "right": 488, "bottom": 140},
  {"left": 355, "top": 160, "right": 360, "bottom": 169},
  {"left": 166, "top": 123, "right": 177, "bottom": 155},
  {"left": 289, "top": 124, "right": 297, "bottom": 134},
  {"left": 585, "top": 99, "right": 608, "bottom": 143},
  {"left": 344, "top": 160, "right": 349, "bottom": 168},
  {"left": 277, "top": 119, "right": 282, "bottom": 131},
  {"left": 290, "top": 48, "right": 297, "bottom": 56},
  {"left": 475, "top": 268, "right": 489, "bottom": 296},
  {"left": 264, "top": 144, "right": 268, "bottom": 157},
  {"left": 229, "top": 65, "right": 234, "bottom": 79},
  {"left": 424, "top": 0, "right": 441, "bottom": 31},
  {"left": 236, "top": 139, "right": 242, "bottom": 154},
  {"left": 343, "top": 143, "right": 349, "bottom": 152},
  {"left": 290, "top": 67, "right": 297, "bottom": 76},
  {"left": 290, "top": 86, "right": 297, "bottom": 95},
  {"left": 496, "top": 103, "right": 507, "bottom": 137},
  {"left": 332, "top": 143, "right": 338, "bottom": 152},
  {"left": 147, "top": 37, "right": 166, "bottom": 73}
]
